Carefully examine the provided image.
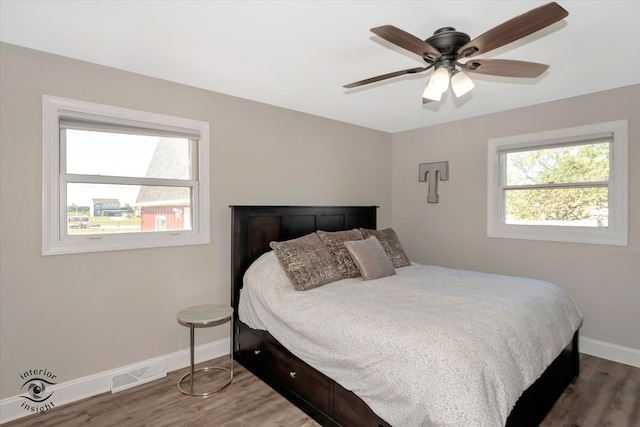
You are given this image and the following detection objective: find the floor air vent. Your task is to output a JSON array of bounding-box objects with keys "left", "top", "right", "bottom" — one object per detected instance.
[{"left": 110, "top": 361, "right": 167, "bottom": 393}]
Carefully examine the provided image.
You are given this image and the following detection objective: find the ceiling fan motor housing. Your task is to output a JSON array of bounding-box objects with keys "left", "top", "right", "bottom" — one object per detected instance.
[
  {"left": 425, "top": 27, "right": 471, "bottom": 55},
  {"left": 424, "top": 27, "right": 471, "bottom": 71}
]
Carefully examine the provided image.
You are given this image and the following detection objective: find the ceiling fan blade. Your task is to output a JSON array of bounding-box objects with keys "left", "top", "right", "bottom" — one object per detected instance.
[
  {"left": 370, "top": 25, "right": 441, "bottom": 59},
  {"left": 457, "top": 2, "right": 568, "bottom": 58},
  {"left": 463, "top": 59, "right": 549, "bottom": 78},
  {"left": 343, "top": 66, "right": 429, "bottom": 89}
]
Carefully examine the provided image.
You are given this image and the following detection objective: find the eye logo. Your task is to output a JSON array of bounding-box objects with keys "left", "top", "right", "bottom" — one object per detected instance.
[
  {"left": 19, "top": 369, "right": 57, "bottom": 414},
  {"left": 21, "top": 378, "right": 55, "bottom": 403}
]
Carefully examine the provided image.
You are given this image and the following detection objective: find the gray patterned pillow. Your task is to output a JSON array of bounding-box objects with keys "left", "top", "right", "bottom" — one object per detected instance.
[
  {"left": 270, "top": 233, "right": 342, "bottom": 291},
  {"left": 359, "top": 227, "right": 411, "bottom": 268},
  {"left": 344, "top": 237, "right": 396, "bottom": 281},
  {"left": 316, "top": 229, "right": 364, "bottom": 278}
]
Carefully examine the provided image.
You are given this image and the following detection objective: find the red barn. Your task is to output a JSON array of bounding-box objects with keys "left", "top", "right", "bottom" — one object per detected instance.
[{"left": 134, "top": 139, "right": 192, "bottom": 232}]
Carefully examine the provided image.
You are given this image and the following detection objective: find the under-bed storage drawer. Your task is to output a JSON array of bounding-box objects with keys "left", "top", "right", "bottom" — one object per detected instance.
[{"left": 265, "top": 341, "right": 331, "bottom": 414}]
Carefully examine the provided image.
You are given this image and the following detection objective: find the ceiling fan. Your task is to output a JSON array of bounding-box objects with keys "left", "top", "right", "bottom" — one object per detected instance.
[{"left": 344, "top": 2, "right": 569, "bottom": 103}]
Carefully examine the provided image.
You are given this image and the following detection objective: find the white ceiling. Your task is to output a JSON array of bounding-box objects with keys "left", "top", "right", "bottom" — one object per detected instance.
[{"left": 1, "top": 1, "right": 639, "bottom": 133}]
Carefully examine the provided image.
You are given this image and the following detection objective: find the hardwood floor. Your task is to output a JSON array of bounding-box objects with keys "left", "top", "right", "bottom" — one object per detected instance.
[
  {"left": 541, "top": 354, "right": 640, "bottom": 427},
  {"left": 4, "top": 354, "right": 638, "bottom": 427}
]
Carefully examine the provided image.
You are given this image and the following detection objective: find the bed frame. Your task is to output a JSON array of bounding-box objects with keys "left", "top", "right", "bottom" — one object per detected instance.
[{"left": 231, "top": 205, "right": 579, "bottom": 427}]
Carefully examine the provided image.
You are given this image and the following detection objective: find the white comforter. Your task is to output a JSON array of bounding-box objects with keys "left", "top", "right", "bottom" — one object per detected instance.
[{"left": 238, "top": 252, "right": 583, "bottom": 427}]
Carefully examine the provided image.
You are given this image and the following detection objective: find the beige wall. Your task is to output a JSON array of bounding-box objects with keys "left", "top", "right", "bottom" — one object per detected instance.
[
  {"left": 392, "top": 85, "right": 640, "bottom": 350},
  {"left": 0, "top": 43, "right": 392, "bottom": 399}
]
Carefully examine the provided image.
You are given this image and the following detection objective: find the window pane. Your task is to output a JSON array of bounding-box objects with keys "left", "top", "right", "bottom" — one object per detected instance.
[
  {"left": 66, "top": 183, "right": 192, "bottom": 235},
  {"left": 65, "top": 130, "right": 192, "bottom": 179},
  {"left": 504, "top": 187, "right": 608, "bottom": 227},
  {"left": 505, "top": 142, "right": 609, "bottom": 186}
]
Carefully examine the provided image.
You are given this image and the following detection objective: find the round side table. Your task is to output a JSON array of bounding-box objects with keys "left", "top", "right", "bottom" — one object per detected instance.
[{"left": 177, "top": 304, "right": 234, "bottom": 397}]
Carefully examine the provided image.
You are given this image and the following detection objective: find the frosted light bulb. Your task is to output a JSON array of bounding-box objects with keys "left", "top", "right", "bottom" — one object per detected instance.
[
  {"left": 428, "top": 67, "right": 450, "bottom": 94},
  {"left": 451, "top": 70, "right": 475, "bottom": 97}
]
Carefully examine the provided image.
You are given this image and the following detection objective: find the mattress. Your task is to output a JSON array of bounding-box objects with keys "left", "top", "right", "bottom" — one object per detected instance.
[{"left": 239, "top": 252, "right": 583, "bottom": 427}]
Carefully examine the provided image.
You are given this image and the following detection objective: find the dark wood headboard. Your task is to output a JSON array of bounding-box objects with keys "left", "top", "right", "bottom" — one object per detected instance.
[{"left": 230, "top": 205, "right": 377, "bottom": 317}]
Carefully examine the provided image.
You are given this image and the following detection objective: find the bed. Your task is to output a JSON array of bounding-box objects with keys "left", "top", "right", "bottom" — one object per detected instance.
[{"left": 231, "top": 205, "right": 582, "bottom": 427}]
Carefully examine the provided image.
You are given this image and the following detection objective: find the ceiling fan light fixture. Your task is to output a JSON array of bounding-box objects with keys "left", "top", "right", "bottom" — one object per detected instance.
[
  {"left": 422, "top": 83, "right": 442, "bottom": 101},
  {"left": 427, "top": 67, "right": 450, "bottom": 93},
  {"left": 451, "top": 70, "right": 475, "bottom": 97}
]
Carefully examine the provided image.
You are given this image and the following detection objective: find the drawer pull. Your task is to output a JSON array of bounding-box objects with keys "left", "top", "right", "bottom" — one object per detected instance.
[
  {"left": 254, "top": 350, "right": 261, "bottom": 355},
  {"left": 289, "top": 370, "right": 297, "bottom": 379}
]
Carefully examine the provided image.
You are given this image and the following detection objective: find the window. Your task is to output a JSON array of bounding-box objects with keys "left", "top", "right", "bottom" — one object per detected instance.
[
  {"left": 43, "top": 95, "right": 210, "bottom": 255},
  {"left": 487, "top": 120, "right": 628, "bottom": 246}
]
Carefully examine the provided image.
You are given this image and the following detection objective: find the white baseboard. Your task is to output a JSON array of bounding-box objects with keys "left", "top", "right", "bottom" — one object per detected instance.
[
  {"left": 579, "top": 336, "right": 640, "bottom": 368},
  {"left": 0, "top": 338, "right": 229, "bottom": 425}
]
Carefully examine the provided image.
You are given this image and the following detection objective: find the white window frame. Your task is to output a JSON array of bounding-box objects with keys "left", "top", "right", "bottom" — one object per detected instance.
[
  {"left": 487, "top": 120, "right": 628, "bottom": 246},
  {"left": 42, "top": 95, "right": 210, "bottom": 255}
]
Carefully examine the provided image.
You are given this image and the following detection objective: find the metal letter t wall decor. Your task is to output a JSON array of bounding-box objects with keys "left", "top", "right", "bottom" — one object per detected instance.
[{"left": 419, "top": 161, "right": 449, "bottom": 203}]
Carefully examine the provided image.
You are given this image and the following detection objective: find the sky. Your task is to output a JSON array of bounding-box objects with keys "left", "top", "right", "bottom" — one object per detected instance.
[{"left": 65, "top": 130, "right": 157, "bottom": 207}]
